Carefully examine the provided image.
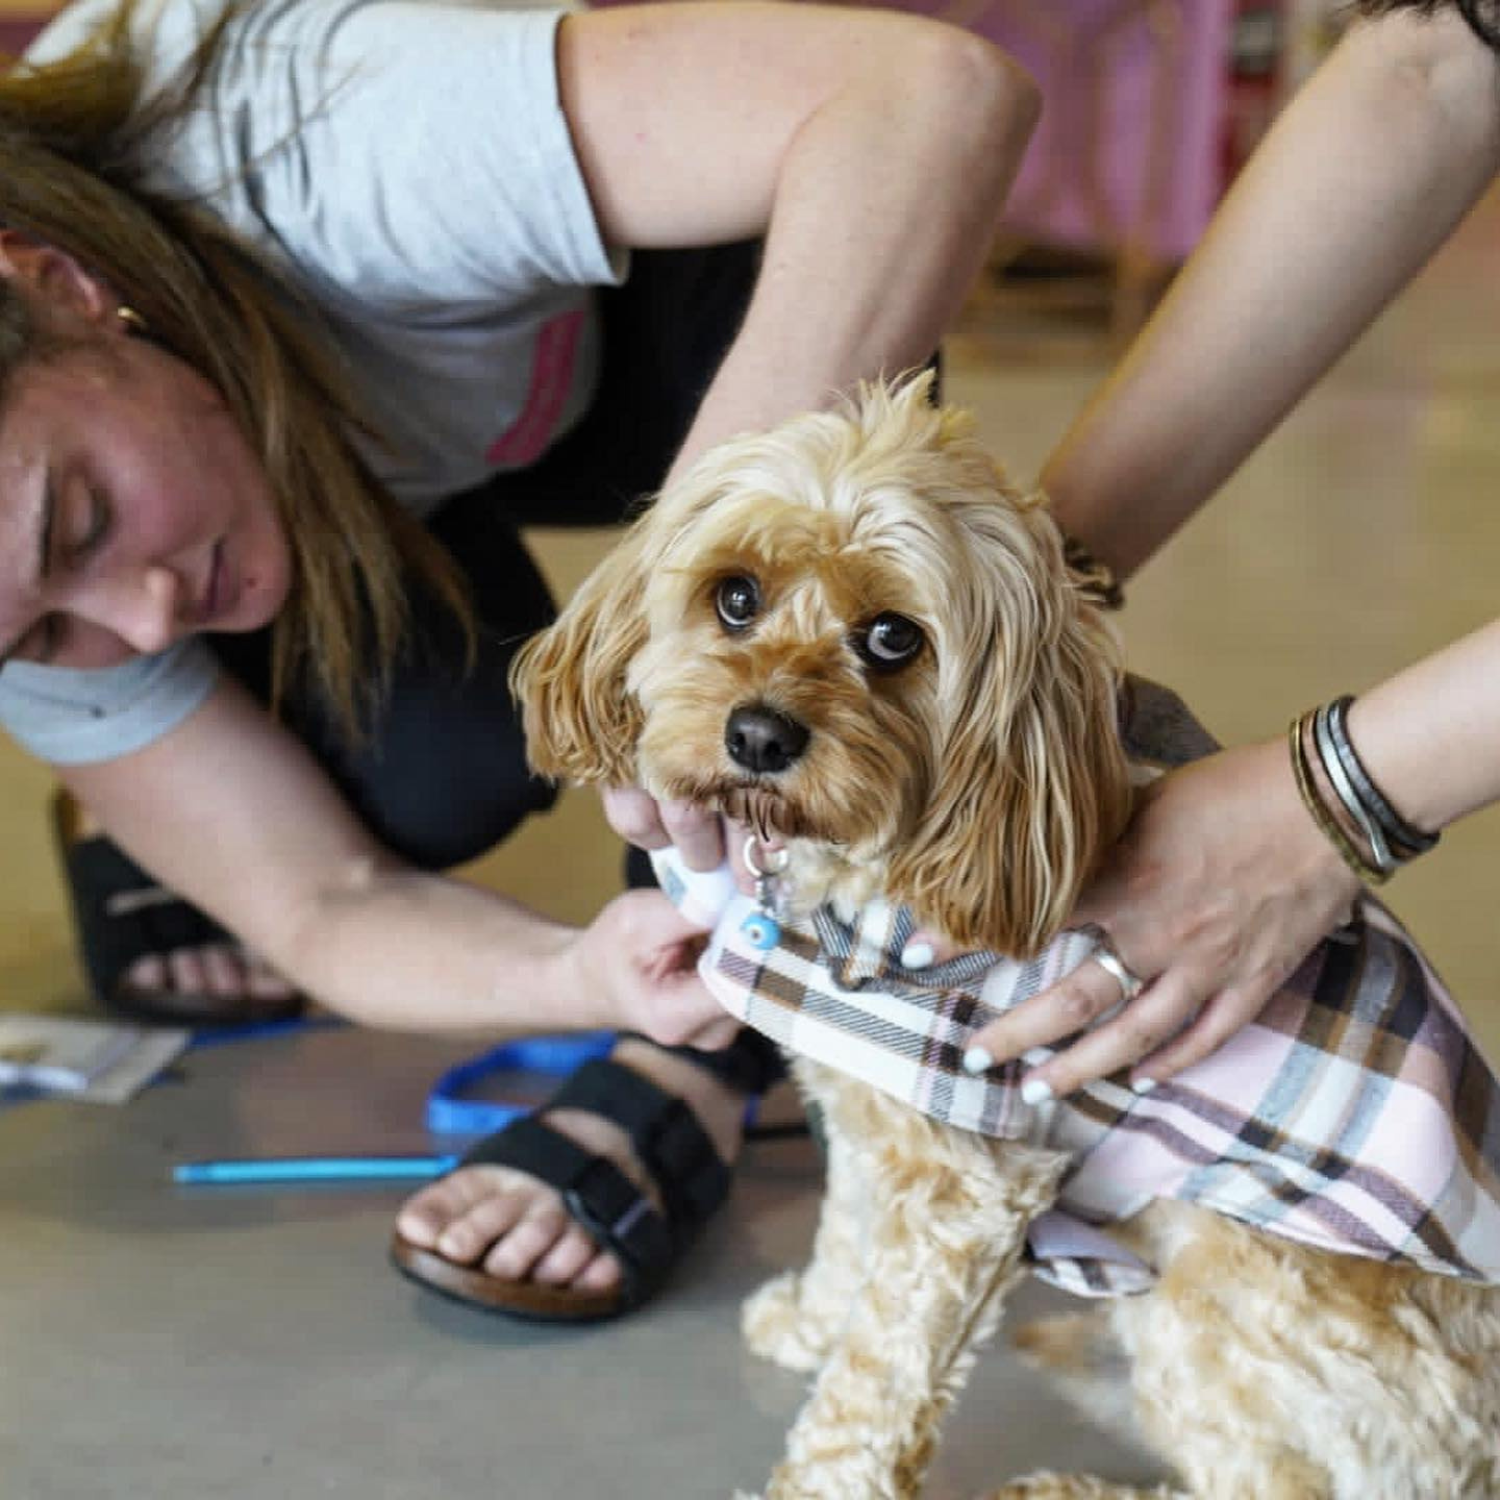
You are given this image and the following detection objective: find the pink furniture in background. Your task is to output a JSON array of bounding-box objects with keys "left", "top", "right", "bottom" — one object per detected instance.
[
  {"left": 937, "top": 0, "right": 1239, "bottom": 267},
  {"left": 0, "top": 16, "right": 46, "bottom": 55}
]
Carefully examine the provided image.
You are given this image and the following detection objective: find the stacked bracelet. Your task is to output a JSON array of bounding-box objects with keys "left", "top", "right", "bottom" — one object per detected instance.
[
  {"left": 1288, "top": 697, "right": 1440, "bottom": 887},
  {"left": 1323, "top": 696, "right": 1438, "bottom": 860}
]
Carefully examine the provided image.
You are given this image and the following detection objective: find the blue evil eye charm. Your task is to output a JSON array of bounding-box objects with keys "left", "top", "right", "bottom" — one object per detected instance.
[{"left": 740, "top": 911, "right": 781, "bottom": 950}]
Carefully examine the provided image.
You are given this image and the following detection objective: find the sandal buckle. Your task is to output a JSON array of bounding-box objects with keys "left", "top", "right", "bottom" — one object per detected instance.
[
  {"left": 563, "top": 1158, "right": 670, "bottom": 1273},
  {"left": 645, "top": 1099, "right": 731, "bottom": 1226}
]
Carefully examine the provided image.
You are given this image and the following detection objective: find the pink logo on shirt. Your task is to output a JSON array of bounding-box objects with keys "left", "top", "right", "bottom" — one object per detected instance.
[{"left": 485, "top": 309, "right": 585, "bottom": 468}]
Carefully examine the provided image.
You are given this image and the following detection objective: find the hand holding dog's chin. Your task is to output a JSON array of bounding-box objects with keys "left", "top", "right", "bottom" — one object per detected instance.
[
  {"left": 963, "top": 738, "right": 1363, "bottom": 1099},
  {"left": 601, "top": 786, "right": 727, "bottom": 871},
  {"left": 561, "top": 888, "right": 739, "bottom": 1050}
]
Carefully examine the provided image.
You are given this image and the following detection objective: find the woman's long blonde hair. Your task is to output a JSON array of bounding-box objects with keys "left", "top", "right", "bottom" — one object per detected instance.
[{"left": 0, "top": 0, "right": 471, "bottom": 733}]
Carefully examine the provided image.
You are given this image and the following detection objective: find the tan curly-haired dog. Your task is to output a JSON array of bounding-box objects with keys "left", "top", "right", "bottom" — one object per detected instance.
[{"left": 513, "top": 375, "right": 1500, "bottom": 1500}]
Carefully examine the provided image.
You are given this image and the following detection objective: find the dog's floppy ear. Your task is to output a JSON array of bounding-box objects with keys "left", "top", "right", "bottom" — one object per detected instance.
[
  {"left": 509, "top": 516, "right": 658, "bottom": 787},
  {"left": 886, "top": 501, "right": 1132, "bottom": 958}
]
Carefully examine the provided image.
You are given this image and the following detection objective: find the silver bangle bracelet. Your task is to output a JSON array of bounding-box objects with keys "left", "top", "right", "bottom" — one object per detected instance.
[
  {"left": 1325, "top": 696, "right": 1438, "bottom": 858},
  {"left": 1313, "top": 705, "right": 1398, "bottom": 875}
]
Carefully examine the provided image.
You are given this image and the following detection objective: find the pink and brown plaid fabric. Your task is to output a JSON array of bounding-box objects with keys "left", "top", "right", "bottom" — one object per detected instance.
[{"left": 653, "top": 682, "right": 1500, "bottom": 1298}]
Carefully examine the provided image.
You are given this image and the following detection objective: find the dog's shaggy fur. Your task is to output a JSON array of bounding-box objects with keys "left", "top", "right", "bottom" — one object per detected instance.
[{"left": 513, "top": 376, "right": 1500, "bottom": 1499}]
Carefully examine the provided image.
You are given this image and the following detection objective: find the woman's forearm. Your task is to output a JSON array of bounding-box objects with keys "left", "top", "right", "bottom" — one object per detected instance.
[
  {"left": 1044, "top": 9, "right": 1500, "bottom": 578},
  {"left": 60, "top": 682, "right": 609, "bottom": 1037},
  {"left": 282, "top": 860, "right": 588, "bottom": 1035},
  {"left": 1342, "top": 617, "right": 1500, "bottom": 839}
]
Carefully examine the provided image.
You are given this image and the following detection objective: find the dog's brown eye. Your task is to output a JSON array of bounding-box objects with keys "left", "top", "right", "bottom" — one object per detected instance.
[
  {"left": 715, "top": 575, "right": 761, "bottom": 631},
  {"left": 857, "top": 613, "right": 924, "bottom": 670}
]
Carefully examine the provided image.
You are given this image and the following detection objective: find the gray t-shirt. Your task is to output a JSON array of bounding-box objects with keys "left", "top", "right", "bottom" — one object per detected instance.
[{"left": 0, "top": 0, "right": 626, "bottom": 764}]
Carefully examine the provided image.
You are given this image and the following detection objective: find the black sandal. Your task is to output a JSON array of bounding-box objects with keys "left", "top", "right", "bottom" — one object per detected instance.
[
  {"left": 51, "top": 790, "right": 305, "bottom": 1027},
  {"left": 389, "top": 1057, "right": 734, "bottom": 1323}
]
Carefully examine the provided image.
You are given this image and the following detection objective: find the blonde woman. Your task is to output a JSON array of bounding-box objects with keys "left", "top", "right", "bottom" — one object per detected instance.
[{"left": 0, "top": 0, "right": 1039, "bottom": 1319}]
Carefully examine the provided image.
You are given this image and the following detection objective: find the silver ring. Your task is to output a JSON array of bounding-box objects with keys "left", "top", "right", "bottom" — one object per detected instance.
[
  {"left": 742, "top": 835, "right": 790, "bottom": 879},
  {"left": 1093, "top": 941, "right": 1145, "bottom": 1002}
]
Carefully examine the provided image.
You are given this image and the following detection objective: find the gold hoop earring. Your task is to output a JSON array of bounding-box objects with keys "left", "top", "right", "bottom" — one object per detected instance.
[{"left": 116, "top": 305, "right": 149, "bottom": 335}]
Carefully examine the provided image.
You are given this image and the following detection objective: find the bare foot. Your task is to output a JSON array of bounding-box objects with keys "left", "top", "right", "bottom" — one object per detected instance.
[
  {"left": 67, "top": 796, "right": 298, "bottom": 1014},
  {"left": 120, "top": 945, "right": 297, "bottom": 1008},
  {"left": 394, "top": 1037, "right": 746, "bottom": 1297}
]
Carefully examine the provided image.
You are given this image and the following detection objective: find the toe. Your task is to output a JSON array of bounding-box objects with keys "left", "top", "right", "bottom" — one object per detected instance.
[
  {"left": 121, "top": 953, "right": 168, "bottom": 994},
  {"left": 573, "top": 1252, "right": 624, "bottom": 1295},
  {"left": 396, "top": 1165, "right": 512, "bottom": 1247},
  {"left": 480, "top": 1199, "right": 571, "bottom": 1281},
  {"left": 529, "top": 1224, "right": 606, "bottom": 1287},
  {"left": 436, "top": 1191, "right": 531, "bottom": 1266},
  {"left": 166, "top": 948, "right": 210, "bottom": 995},
  {"left": 197, "top": 943, "right": 245, "bottom": 995},
  {"left": 241, "top": 950, "right": 297, "bottom": 999}
]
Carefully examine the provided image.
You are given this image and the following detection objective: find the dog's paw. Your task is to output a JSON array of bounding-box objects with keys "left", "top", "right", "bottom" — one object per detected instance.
[{"left": 741, "top": 1271, "right": 835, "bottom": 1372}]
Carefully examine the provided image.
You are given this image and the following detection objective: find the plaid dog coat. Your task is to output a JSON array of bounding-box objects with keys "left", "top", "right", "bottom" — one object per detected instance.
[{"left": 654, "top": 680, "right": 1500, "bottom": 1298}]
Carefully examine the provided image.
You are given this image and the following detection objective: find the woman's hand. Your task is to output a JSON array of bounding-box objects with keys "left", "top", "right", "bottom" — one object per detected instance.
[
  {"left": 566, "top": 888, "right": 739, "bottom": 1050},
  {"left": 955, "top": 738, "right": 1364, "bottom": 1098},
  {"left": 600, "top": 786, "right": 771, "bottom": 893},
  {"left": 602, "top": 786, "right": 727, "bottom": 871}
]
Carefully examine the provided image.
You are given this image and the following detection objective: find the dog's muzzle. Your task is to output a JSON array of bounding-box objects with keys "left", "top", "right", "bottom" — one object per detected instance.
[{"left": 724, "top": 704, "right": 810, "bottom": 774}]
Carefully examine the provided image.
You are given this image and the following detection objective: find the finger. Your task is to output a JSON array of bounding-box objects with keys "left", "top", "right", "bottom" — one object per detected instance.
[
  {"left": 657, "top": 799, "right": 725, "bottom": 871},
  {"left": 648, "top": 963, "right": 738, "bottom": 1049},
  {"left": 897, "top": 930, "right": 964, "bottom": 970},
  {"left": 961, "top": 961, "right": 1128, "bottom": 1073},
  {"left": 601, "top": 786, "right": 670, "bottom": 850},
  {"left": 619, "top": 888, "right": 717, "bottom": 949},
  {"left": 1016, "top": 971, "right": 1205, "bottom": 1102},
  {"left": 1129, "top": 984, "right": 1269, "bottom": 1088}
]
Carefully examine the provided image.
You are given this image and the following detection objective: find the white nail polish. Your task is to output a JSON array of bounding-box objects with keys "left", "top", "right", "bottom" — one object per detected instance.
[
  {"left": 901, "top": 940, "right": 935, "bottom": 970},
  {"left": 962, "top": 1046, "right": 994, "bottom": 1075},
  {"left": 1020, "top": 1077, "right": 1054, "bottom": 1107},
  {"left": 1131, "top": 1076, "right": 1158, "bottom": 1095}
]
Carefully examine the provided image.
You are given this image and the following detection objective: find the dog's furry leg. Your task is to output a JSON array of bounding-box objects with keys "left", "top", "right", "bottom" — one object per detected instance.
[
  {"left": 744, "top": 1112, "right": 870, "bottom": 1373},
  {"left": 758, "top": 1074, "right": 1066, "bottom": 1500}
]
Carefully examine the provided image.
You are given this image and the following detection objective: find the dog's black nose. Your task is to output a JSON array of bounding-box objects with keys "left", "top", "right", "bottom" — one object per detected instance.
[{"left": 724, "top": 705, "right": 810, "bottom": 774}]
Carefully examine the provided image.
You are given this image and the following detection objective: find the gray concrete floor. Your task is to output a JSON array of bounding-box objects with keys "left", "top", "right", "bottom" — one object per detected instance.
[
  {"left": 6, "top": 188, "right": 1500, "bottom": 1497},
  {"left": 0, "top": 1026, "right": 1167, "bottom": 1498}
]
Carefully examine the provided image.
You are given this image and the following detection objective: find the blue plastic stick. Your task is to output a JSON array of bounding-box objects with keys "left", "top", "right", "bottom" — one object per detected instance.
[{"left": 173, "top": 1154, "right": 459, "bottom": 1185}]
